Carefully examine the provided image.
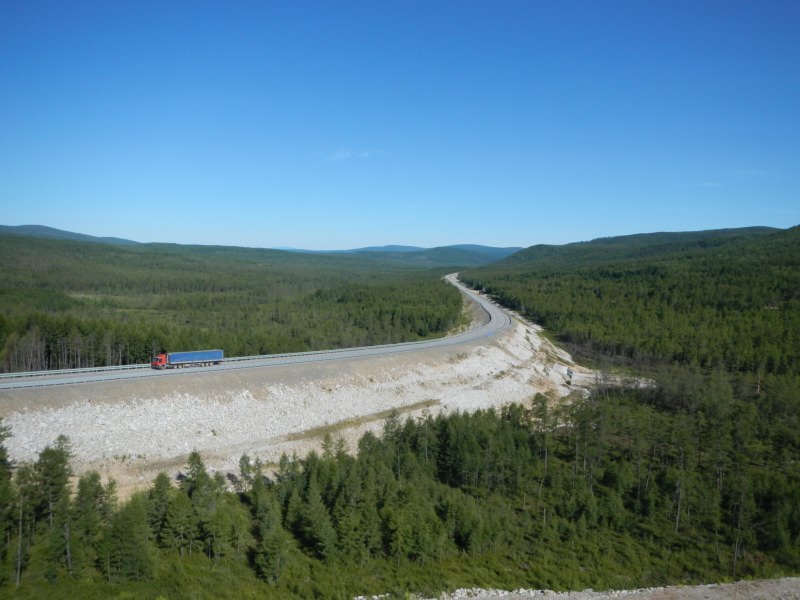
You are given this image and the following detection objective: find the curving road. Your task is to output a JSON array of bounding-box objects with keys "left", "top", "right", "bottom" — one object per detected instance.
[{"left": 0, "top": 274, "right": 513, "bottom": 391}]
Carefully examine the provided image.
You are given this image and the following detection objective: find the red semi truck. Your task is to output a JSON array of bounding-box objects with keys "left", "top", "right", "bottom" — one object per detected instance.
[{"left": 151, "top": 349, "right": 224, "bottom": 369}]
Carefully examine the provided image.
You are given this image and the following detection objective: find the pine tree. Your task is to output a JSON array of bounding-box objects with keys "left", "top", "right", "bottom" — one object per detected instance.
[
  {"left": 33, "top": 435, "right": 72, "bottom": 527},
  {"left": 45, "top": 494, "right": 75, "bottom": 582},
  {"left": 253, "top": 495, "right": 289, "bottom": 583},
  {"left": 101, "top": 493, "right": 153, "bottom": 581},
  {"left": 11, "top": 464, "right": 37, "bottom": 587},
  {"left": 73, "top": 472, "right": 103, "bottom": 542},
  {"left": 162, "top": 491, "right": 198, "bottom": 557},
  {"left": 359, "top": 468, "right": 383, "bottom": 559},
  {"left": 331, "top": 468, "right": 364, "bottom": 561},
  {"left": 147, "top": 472, "right": 172, "bottom": 544},
  {"left": 301, "top": 476, "right": 337, "bottom": 562}
]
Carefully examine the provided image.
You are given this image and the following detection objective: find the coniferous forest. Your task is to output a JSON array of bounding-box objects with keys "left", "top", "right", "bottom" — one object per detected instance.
[
  {"left": 0, "top": 227, "right": 799, "bottom": 598},
  {"left": 460, "top": 226, "right": 799, "bottom": 375},
  {"left": 0, "top": 235, "right": 463, "bottom": 372}
]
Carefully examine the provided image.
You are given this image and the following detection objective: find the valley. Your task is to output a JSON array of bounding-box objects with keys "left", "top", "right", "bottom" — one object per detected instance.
[
  {"left": 0, "top": 280, "right": 589, "bottom": 498},
  {"left": 0, "top": 226, "right": 797, "bottom": 597}
]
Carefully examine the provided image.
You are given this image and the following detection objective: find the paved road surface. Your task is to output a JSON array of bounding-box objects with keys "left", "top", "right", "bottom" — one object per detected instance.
[{"left": 0, "top": 274, "right": 512, "bottom": 391}]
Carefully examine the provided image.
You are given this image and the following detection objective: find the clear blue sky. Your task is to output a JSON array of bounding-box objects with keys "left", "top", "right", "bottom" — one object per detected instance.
[{"left": 1, "top": 1, "right": 798, "bottom": 249}]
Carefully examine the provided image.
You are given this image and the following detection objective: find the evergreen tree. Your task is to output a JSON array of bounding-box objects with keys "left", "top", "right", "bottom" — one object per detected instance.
[
  {"left": 358, "top": 468, "right": 383, "bottom": 559},
  {"left": 33, "top": 435, "right": 72, "bottom": 527},
  {"left": 300, "top": 476, "right": 337, "bottom": 562},
  {"left": 10, "top": 463, "right": 37, "bottom": 587},
  {"left": 45, "top": 494, "right": 75, "bottom": 582},
  {"left": 147, "top": 472, "right": 172, "bottom": 544},
  {"left": 100, "top": 492, "right": 153, "bottom": 581},
  {"left": 71, "top": 470, "right": 113, "bottom": 575},
  {"left": 162, "top": 491, "right": 198, "bottom": 557},
  {"left": 253, "top": 495, "right": 289, "bottom": 583}
]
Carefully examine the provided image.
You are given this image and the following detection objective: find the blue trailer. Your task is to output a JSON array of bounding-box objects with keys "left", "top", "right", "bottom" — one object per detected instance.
[{"left": 151, "top": 349, "right": 224, "bottom": 369}]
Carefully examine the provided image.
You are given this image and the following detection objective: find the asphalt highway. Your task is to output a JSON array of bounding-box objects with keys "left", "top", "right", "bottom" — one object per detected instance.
[{"left": 0, "top": 274, "right": 513, "bottom": 391}]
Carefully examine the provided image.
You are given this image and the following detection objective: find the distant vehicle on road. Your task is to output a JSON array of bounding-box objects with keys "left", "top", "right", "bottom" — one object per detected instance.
[{"left": 151, "top": 349, "right": 224, "bottom": 369}]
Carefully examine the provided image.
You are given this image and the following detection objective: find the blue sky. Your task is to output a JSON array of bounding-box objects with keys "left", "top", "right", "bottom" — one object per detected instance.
[{"left": 1, "top": 1, "right": 798, "bottom": 249}]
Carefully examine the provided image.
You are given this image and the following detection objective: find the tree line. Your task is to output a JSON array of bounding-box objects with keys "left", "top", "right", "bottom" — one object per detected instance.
[
  {"left": 1, "top": 370, "right": 798, "bottom": 597},
  {"left": 2, "top": 226, "right": 798, "bottom": 597},
  {"left": 461, "top": 227, "right": 800, "bottom": 374},
  {"left": 0, "top": 235, "right": 463, "bottom": 372}
]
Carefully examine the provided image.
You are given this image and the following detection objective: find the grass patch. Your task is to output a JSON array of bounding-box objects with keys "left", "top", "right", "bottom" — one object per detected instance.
[{"left": 284, "top": 399, "right": 440, "bottom": 442}]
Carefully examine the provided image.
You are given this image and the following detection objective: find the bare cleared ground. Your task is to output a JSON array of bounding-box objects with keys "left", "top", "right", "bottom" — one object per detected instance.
[{"left": 0, "top": 294, "right": 592, "bottom": 496}]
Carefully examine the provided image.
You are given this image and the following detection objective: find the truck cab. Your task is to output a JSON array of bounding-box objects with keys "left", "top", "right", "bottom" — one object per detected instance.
[{"left": 151, "top": 353, "right": 168, "bottom": 369}]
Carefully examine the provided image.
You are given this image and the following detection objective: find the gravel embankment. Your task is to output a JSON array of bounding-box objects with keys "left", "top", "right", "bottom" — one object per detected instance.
[
  {"left": 405, "top": 577, "right": 800, "bottom": 599},
  {"left": 2, "top": 296, "right": 796, "bottom": 600},
  {"left": 1, "top": 311, "right": 586, "bottom": 493}
]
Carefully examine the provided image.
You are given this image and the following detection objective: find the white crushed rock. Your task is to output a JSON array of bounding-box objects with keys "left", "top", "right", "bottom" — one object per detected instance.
[
  {"left": 387, "top": 577, "right": 800, "bottom": 599},
  {"left": 2, "top": 314, "right": 588, "bottom": 492},
  {"left": 2, "top": 300, "right": 796, "bottom": 600}
]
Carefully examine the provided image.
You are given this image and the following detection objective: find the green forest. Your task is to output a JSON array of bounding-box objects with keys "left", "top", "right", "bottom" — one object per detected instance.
[
  {"left": 461, "top": 227, "right": 800, "bottom": 374},
  {"left": 1, "top": 380, "right": 798, "bottom": 598},
  {"left": 0, "top": 235, "right": 463, "bottom": 372},
  {"left": 1, "top": 226, "right": 798, "bottom": 597}
]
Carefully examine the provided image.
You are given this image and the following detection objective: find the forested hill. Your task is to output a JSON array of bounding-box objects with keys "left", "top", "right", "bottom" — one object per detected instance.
[
  {"left": 455, "top": 225, "right": 800, "bottom": 592},
  {"left": 0, "top": 224, "right": 139, "bottom": 246},
  {"left": 0, "top": 225, "right": 520, "bottom": 267},
  {"left": 462, "top": 226, "right": 800, "bottom": 373},
  {"left": 349, "top": 244, "right": 521, "bottom": 267},
  {"left": 496, "top": 226, "right": 779, "bottom": 269},
  {"left": 0, "top": 234, "right": 467, "bottom": 372},
  {"left": 2, "top": 226, "right": 799, "bottom": 596}
]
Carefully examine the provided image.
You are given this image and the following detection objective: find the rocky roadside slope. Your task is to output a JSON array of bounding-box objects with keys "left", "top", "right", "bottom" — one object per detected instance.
[
  {"left": 1, "top": 298, "right": 592, "bottom": 495},
  {"left": 405, "top": 577, "right": 800, "bottom": 599},
  {"left": 2, "top": 292, "right": 796, "bottom": 599}
]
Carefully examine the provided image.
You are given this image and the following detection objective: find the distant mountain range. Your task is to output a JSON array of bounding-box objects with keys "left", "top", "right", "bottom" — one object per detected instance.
[
  {"left": 343, "top": 244, "right": 523, "bottom": 267},
  {"left": 5, "top": 223, "right": 792, "bottom": 271},
  {"left": 0, "top": 224, "right": 140, "bottom": 246},
  {"left": 493, "top": 226, "right": 781, "bottom": 269},
  {"left": 0, "top": 225, "right": 522, "bottom": 268}
]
